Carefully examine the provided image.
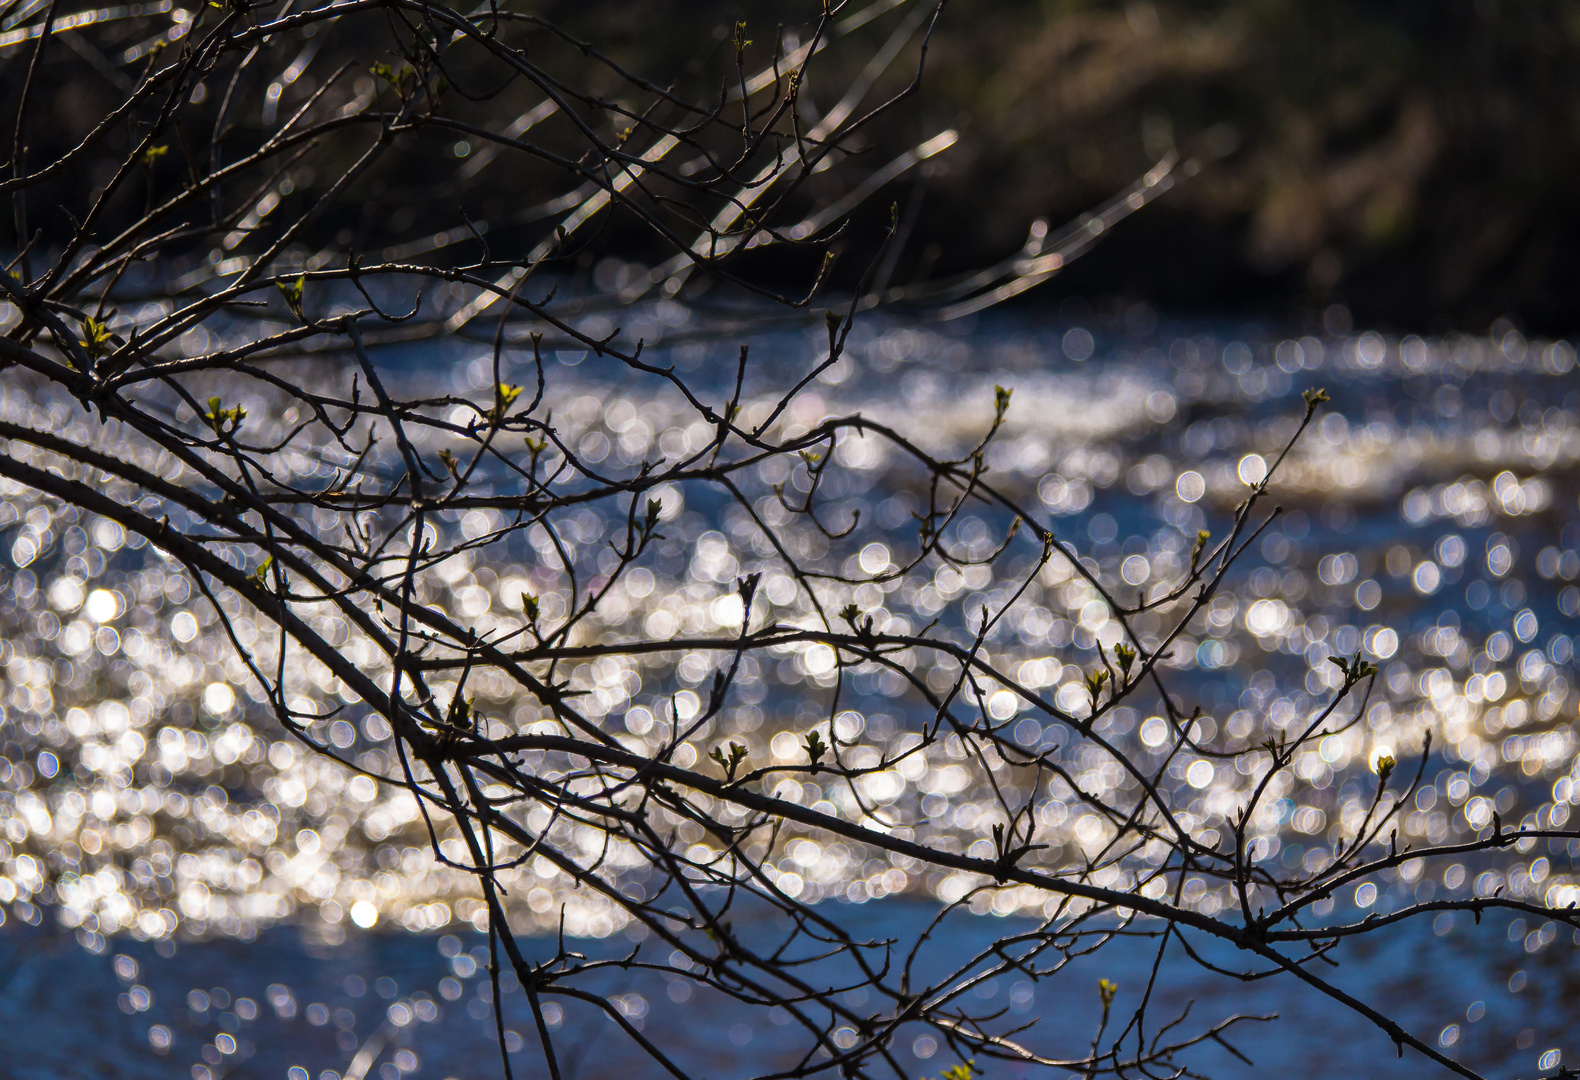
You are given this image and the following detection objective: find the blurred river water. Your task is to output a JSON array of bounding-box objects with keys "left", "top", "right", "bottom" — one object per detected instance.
[{"left": 1, "top": 303, "right": 1577, "bottom": 1078}]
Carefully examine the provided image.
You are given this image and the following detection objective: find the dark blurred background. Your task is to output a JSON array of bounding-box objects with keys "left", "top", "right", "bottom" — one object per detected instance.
[
  {"left": 654, "top": 0, "right": 1580, "bottom": 334},
  {"left": 21, "top": 0, "right": 1580, "bottom": 333}
]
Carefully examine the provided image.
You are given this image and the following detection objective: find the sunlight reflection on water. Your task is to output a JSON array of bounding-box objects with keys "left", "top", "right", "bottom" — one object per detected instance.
[{"left": 0, "top": 309, "right": 1575, "bottom": 956}]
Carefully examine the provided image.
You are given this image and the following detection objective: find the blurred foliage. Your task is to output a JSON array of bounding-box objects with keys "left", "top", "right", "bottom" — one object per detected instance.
[
  {"left": 9, "top": 0, "right": 1580, "bottom": 328},
  {"left": 864, "top": 0, "right": 1580, "bottom": 331},
  {"left": 543, "top": 0, "right": 1580, "bottom": 330}
]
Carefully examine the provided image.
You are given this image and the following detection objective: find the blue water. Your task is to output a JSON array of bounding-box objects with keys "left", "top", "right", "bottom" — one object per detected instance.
[{"left": 2, "top": 898, "right": 1573, "bottom": 1080}]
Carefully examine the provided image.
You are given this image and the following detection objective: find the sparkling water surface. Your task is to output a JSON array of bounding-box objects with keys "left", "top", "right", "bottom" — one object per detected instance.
[{"left": 1, "top": 303, "right": 1577, "bottom": 1078}]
